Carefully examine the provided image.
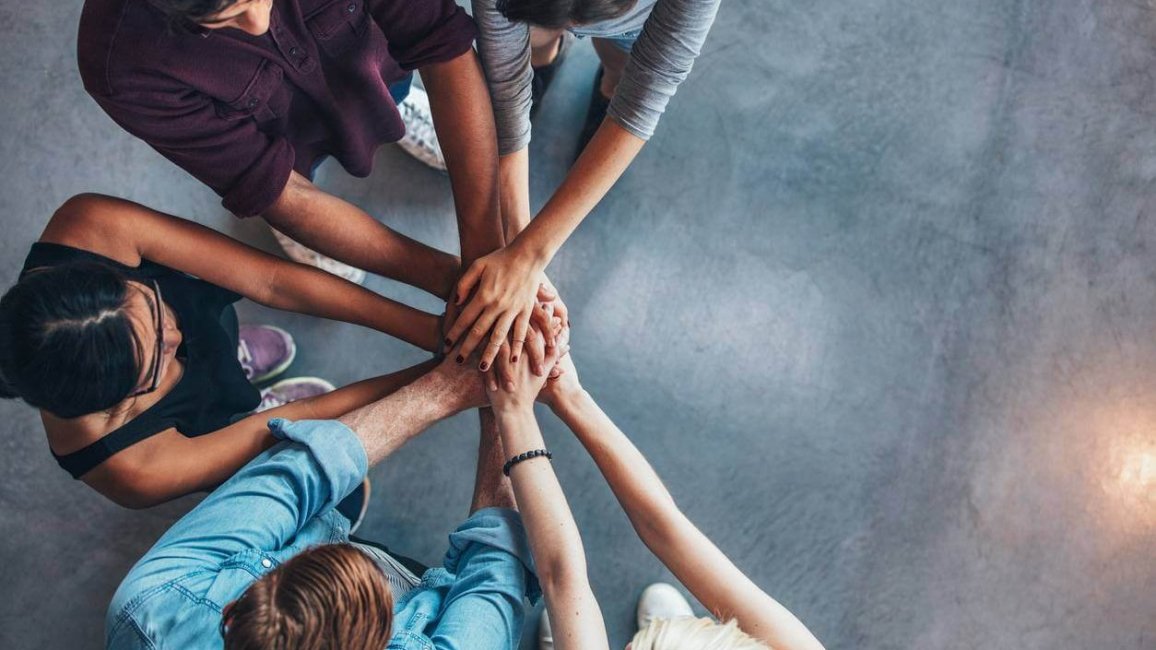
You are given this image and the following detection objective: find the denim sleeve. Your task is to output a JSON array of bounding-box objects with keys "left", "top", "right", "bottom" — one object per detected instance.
[
  {"left": 428, "top": 508, "right": 541, "bottom": 648},
  {"left": 129, "top": 419, "right": 366, "bottom": 570},
  {"left": 471, "top": 0, "right": 533, "bottom": 155},
  {"left": 608, "top": 0, "right": 722, "bottom": 140}
]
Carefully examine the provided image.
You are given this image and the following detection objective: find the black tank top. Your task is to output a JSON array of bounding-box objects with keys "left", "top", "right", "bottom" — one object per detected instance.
[{"left": 21, "top": 243, "right": 261, "bottom": 479}]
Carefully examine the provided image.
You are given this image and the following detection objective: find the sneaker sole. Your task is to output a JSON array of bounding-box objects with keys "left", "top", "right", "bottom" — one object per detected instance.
[{"left": 247, "top": 325, "right": 298, "bottom": 385}]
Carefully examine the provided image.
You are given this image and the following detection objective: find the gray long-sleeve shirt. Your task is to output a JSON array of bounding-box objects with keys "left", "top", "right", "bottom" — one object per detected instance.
[{"left": 472, "top": 0, "right": 721, "bottom": 155}]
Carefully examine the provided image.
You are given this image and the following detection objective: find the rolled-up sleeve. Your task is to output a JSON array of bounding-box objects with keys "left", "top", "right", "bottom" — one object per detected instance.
[
  {"left": 88, "top": 89, "right": 295, "bottom": 218},
  {"left": 472, "top": 0, "right": 533, "bottom": 155},
  {"left": 368, "top": 0, "right": 477, "bottom": 71},
  {"left": 608, "top": 0, "right": 722, "bottom": 140},
  {"left": 428, "top": 508, "right": 542, "bottom": 645},
  {"left": 142, "top": 418, "right": 367, "bottom": 564}
]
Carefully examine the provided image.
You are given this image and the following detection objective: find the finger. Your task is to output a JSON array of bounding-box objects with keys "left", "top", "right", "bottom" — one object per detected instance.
[
  {"left": 486, "top": 367, "right": 500, "bottom": 394},
  {"left": 550, "top": 316, "right": 564, "bottom": 339},
  {"left": 527, "top": 326, "right": 548, "bottom": 377},
  {"left": 495, "top": 343, "right": 517, "bottom": 392},
  {"left": 479, "top": 311, "right": 518, "bottom": 372},
  {"left": 538, "top": 303, "right": 556, "bottom": 350},
  {"left": 536, "top": 282, "right": 557, "bottom": 302},
  {"left": 524, "top": 327, "right": 545, "bottom": 376},
  {"left": 458, "top": 310, "right": 499, "bottom": 363},
  {"left": 552, "top": 298, "right": 569, "bottom": 329},
  {"left": 446, "top": 298, "right": 486, "bottom": 348},
  {"left": 510, "top": 310, "right": 531, "bottom": 365},
  {"left": 455, "top": 261, "right": 484, "bottom": 306}
]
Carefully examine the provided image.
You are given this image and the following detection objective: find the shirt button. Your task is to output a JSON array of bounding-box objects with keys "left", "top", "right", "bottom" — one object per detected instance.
[
  {"left": 290, "top": 46, "right": 301, "bottom": 56},
  {"left": 261, "top": 558, "right": 272, "bottom": 568},
  {"left": 246, "top": 97, "right": 259, "bottom": 108},
  {"left": 346, "top": 3, "right": 357, "bottom": 12}
]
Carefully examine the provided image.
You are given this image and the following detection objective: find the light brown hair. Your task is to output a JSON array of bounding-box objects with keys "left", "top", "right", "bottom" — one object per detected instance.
[{"left": 222, "top": 543, "right": 394, "bottom": 650}]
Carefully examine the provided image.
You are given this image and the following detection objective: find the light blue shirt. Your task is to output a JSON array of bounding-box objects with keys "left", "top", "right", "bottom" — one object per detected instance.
[{"left": 106, "top": 418, "right": 539, "bottom": 650}]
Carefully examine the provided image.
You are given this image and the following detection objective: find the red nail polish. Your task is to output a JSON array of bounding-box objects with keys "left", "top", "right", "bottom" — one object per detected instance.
[
  {"left": 444, "top": 337, "right": 452, "bottom": 346},
  {"left": 511, "top": 356, "right": 519, "bottom": 363},
  {"left": 479, "top": 362, "right": 489, "bottom": 371},
  {"left": 456, "top": 355, "right": 464, "bottom": 364}
]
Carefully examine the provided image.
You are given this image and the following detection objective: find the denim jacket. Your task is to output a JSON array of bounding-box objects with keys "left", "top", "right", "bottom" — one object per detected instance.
[{"left": 106, "top": 418, "right": 539, "bottom": 650}]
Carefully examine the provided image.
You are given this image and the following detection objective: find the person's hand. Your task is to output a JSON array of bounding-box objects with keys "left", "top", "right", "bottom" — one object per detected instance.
[
  {"left": 537, "top": 352, "right": 583, "bottom": 409},
  {"left": 446, "top": 244, "right": 546, "bottom": 372},
  {"left": 433, "top": 349, "right": 489, "bottom": 410},
  {"left": 487, "top": 325, "right": 570, "bottom": 414},
  {"left": 490, "top": 312, "right": 566, "bottom": 392}
]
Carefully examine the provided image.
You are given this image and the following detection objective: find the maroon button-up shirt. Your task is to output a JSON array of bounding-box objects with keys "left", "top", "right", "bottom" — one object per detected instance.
[{"left": 78, "top": 0, "right": 476, "bottom": 217}]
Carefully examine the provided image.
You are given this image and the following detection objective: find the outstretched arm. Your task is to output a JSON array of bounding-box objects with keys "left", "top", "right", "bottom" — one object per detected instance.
[
  {"left": 487, "top": 333, "right": 609, "bottom": 650},
  {"left": 541, "top": 357, "right": 825, "bottom": 650},
  {"left": 42, "top": 194, "right": 442, "bottom": 351}
]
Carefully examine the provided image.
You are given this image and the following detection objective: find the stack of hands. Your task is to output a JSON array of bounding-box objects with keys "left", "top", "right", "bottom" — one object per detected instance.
[
  {"left": 441, "top": 278, "right": 581, "bottom": 412},
  {"left": 444, "top": 265, "right": 571, "bottom": 394}
]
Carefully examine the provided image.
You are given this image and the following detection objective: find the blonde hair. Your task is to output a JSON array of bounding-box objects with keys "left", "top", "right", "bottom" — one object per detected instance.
[{"left": 630, "top": 616, "right": 771, "bottom": 650}]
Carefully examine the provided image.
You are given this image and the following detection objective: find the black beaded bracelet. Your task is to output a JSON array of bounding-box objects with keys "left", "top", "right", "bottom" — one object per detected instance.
[{"left": 503, "top": 449, "right": 553, "bottom": 476}]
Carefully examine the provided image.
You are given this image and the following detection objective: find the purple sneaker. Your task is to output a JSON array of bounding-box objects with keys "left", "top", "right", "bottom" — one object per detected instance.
[
  {"left": 256, "top": 376, "right": 336, "bottom": 412},
  {"left": 238, "top": 325, "right": 296, "bottom": 383}
]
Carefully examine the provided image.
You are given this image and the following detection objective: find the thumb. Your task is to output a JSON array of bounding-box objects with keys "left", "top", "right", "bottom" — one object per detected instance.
[{"left": 536, "top": 282, "right": 557, "bottom": 302}]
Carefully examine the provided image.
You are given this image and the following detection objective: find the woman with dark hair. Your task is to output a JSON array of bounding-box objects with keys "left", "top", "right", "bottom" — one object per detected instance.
[{"left": 0, "top": 193, "right": 473, "bottom": 509}]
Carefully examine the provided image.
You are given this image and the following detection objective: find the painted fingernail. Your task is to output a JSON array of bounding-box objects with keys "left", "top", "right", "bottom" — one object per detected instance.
[
  {"left": 444, "top": 337, "right": 452, "bottom": 346},
  {"left": 479, "top": 362, "right": 490, "bottom": 371},
  {"left": 511, "top": 355, "right": 519, "bottom": 363},
  {"left": 456, "top": 355, "right": 464, "bottom": 364}
]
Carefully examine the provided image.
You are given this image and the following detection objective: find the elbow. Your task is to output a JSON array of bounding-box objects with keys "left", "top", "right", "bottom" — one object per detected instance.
[
  {"left": 96, "top": 470, "right": 176, "bottom": 510},
  {"left": 535, "top": 555, "right": 591, "bottom": 600}
]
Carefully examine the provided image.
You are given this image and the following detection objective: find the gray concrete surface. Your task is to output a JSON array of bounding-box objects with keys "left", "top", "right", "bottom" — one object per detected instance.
[{"left": 2, "top": 0, "right": 1155, "bottom": 648}]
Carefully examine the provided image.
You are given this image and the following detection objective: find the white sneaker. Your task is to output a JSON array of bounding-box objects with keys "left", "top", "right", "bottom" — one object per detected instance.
[
  {"left": 636, "top": 583, "right": 694, "bottom": 630},
  {"left": 256, "top": 376, "right": 337, "bottom": 412},
  {"left": 538, "top": 609, "right": 554, "bottom": 650},
  {"left": 396, "top": 85, "right": 447, "bottom": 172},
  {"left": 270, "top": 228, "right": 366, "bottom": 285}
]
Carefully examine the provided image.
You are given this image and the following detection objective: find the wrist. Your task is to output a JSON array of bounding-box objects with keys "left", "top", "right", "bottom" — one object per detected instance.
[
  {"left": 495, "top": 398, "right": 536, "bottom": 417},
  {"left": 549, "top": 387, "right": 590, "bottom": 417},
  {"left": 509, "top": 232, "right": 551, "bottom": 271}
]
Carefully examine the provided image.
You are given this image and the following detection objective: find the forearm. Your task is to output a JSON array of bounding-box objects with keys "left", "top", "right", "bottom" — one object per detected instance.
[
  {"left": 498, "top": 149, "right": 532, "bottom": 240},
  {"left": 265, "top": 261, "right": 440, "bottom": 351},
  {"left": 551, "top": 391, "right": 825, "bottom": 650},
  {"left": 422, "top": 51, "right": 506, "bottom": 265},
  {"left": 338, "top": 363, "right": 478, "bottom": 465},
  {"left": 266, "top": 173, "right": 458, "bottom": 298},
  {"left": 494, "top": 408, "right": 588, "bottom": 591},
  {"left": 551, "top": 391, "right": 680, "bottom": 542},
  {"left": 512, "top": 121, "right": 645, "bottom": 266}
]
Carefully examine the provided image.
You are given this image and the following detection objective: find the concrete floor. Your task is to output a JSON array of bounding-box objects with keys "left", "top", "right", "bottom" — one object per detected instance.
[{"left": 2, "top": 0, "right": 1155, "bottom": 648}]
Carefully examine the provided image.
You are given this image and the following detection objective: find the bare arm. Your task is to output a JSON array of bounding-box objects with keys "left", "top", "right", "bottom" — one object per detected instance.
[
  {"left": 264, "top": 171, "right": 459, "bottom": 299},
  {"left": 41, "top": 194, "right": 440, "bottom": 351},
  {"left": 421, "top": 50, "right": 507, "bottom": 266},
  {"left": 447, "top": 125, "right": 639, "bottom": 363},
  {"left": 78, "top": 361, "right": 440, "bottom": 509},
  {"left": 487, "top": 334, "right": 609, "bottom": 650},
  {"left": 542, "top": 359, "right": 825, "bottom": 650}
]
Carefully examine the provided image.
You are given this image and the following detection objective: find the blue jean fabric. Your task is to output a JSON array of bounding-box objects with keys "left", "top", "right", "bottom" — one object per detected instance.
[{"left": 105, "top": 418, "right": 537, "bottom": 650}]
